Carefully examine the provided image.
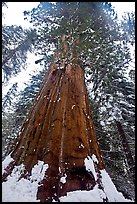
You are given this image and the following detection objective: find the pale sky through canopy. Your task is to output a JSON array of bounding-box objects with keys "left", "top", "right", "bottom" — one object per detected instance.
[
  {"left": 111, "top": 2, "right": 135, "bottom": 16},
  {"left": 2, "top": 2, "right": 135, "bottom": 27},
  {"left": 2, "top": 2, "right": 135, "bottom": 96},
  {"left": 2, "top": 2, "right": 39, "bottom": 28}
]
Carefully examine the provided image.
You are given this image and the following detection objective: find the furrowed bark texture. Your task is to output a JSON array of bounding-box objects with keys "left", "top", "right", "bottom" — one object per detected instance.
[{"left": 3, "top": 63, "right": 105, "bottom": 202}]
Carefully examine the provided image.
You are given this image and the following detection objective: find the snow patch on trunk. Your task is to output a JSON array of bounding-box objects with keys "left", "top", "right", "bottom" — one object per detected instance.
[
  {"left": 60, "top": 173, "right": 67, "bottom": 184},
  {"left": 84, "top": 155, "right": 97, "bottom": 181},
  {"left": 2, "top": 154, "right": 14, "bottom": 174}
]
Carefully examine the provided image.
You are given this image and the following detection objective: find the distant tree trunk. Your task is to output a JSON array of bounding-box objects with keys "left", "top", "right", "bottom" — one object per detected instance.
[
  {"left": 2, "top": 62, "right": 105, "bottom": 202},
  {"left": 115, "top": 120, "right": 135, "bottom": 186}
]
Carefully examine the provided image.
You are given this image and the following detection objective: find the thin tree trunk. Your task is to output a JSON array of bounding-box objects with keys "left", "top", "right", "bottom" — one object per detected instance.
[
  {"left": 115, "top": 120, "right": 135, "bottom": 186},
  {"left": 2, "top": 63, "right": 105, "bottom": 202}
]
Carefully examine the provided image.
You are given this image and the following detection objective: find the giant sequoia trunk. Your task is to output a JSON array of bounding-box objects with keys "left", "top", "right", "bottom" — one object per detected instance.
[{"left": 3, "top": 63, "right": 116, "bottom": 202}]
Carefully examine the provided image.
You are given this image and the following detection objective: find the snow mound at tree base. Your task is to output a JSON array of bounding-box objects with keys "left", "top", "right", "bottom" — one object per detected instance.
[
  {"left": 58, "top": 170, "right": 134, "bottom": 202},
  {"left": 2, "top": 155, "right": 134, "bottom": 202}
]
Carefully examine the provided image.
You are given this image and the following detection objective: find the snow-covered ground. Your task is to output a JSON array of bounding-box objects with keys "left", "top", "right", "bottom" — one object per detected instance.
[{"left": 2, "top": 154, "right": 134, "bottom": 202}]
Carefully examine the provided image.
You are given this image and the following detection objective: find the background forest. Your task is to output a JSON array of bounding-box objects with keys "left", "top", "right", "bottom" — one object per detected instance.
[{"left": 2, "top": 2, "right": 135, "bottom": 200}]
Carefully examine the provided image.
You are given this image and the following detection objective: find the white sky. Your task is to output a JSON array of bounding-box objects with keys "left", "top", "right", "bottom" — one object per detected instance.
[
  {"left": 111, "top": 2, "right": 135, "bottom": 17},
  {"left": 2, "top": 2, "right": 135, "bottom": 97},
  {"left": 2, "top": 2, "right": 39, "bottom": 28},
  {"left": 2, "top": 2, "right": 135, "bottom": 27}
]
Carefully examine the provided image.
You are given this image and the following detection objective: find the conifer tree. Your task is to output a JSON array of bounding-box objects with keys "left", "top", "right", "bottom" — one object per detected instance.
[
  {"left": 2, "top": 25, "right": 37, "bottom": 82},
  {"left": 2, "top": 2, "right": 134, "bottom": 202}
]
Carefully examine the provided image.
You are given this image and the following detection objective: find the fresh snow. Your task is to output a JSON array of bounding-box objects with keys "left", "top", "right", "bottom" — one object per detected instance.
[
  {"left": 100, "top": 121, "right": 105, "bottom": 126},
  {"left": 92, "top": 154, "right": 99, "bottom": 164},
  {"left": 59, "top": 164, "right": 134, "bottom": 202},
  {"left": 59, "top": 186, "right": 105, "bottom": 202},
  {"left": 2, "top": 154, "right": 14, "bottom": 174},
  {"left": 57, "top": 97, "right": 61, "bottom": 102},
  {"left": 2, "top": 160, "right": 48, "bottom": 202},
  {"left": 79, "top": 143, "right": 84, "bottom": 149},
  {"left": 84, "top": 156, "right": 97, "bottom": 181},
  {"left": 100, "top": 106, "right": 106, "bottom": 112},
  {"left": 59, "top": 174, "right": 133, "bottom": 202},
  {"left": 100, "top": 169, "right": 132, "bottom": 202},
  {"left": 60, "top": 173, "right": 67, "bottom": 184},
  {"left": 2, "top": 155, "right": 134, "bottom": 202}
]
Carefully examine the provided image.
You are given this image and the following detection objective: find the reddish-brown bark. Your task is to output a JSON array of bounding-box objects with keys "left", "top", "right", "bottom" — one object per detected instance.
[{"left": 2, "top": 63, "right": 105, "bottom": 202}]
